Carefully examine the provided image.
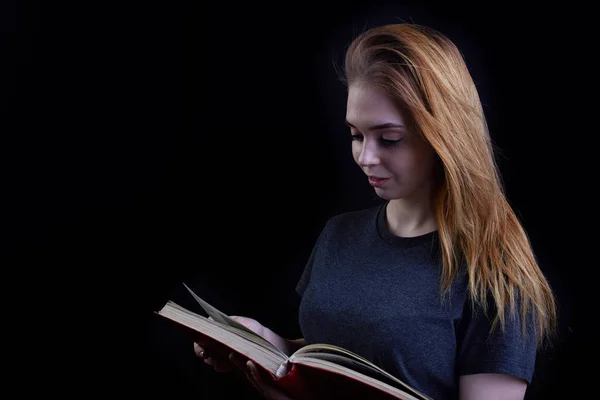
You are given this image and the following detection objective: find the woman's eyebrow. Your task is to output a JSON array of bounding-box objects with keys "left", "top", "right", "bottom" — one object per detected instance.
[{"left": 345, "top": 121, "right": 405, "bottom": 130}]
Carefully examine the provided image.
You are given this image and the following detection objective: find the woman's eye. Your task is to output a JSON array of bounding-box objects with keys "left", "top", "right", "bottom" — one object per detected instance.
[
  {"left": 351, "top": 134, "right": 403, "bottom": 147},
  {"left": 381, "top": 138, "right": 403, "bottom": 147}
]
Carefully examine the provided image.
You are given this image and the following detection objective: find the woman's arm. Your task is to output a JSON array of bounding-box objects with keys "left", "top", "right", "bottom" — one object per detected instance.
[
  {"left": 459, "top": 373, "right": 528, "bottom": 400},
  {"left": 196, "top": 316, "right": 306, "bottom": 399},
  {"left": 258, "top": 325, "right": 305, "bottom": 355}
]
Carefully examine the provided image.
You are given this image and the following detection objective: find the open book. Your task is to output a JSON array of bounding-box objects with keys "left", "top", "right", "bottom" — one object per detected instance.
[{"left": 156, "top": 283, "right": 433, "bottom": 400}]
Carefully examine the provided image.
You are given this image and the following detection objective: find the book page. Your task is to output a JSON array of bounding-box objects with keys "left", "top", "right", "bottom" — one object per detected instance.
[
  {"left": 182, "top": 283, "right": 280, "bottom": 352},
  {"left": 183, "top": 283, "right": 256, "bottom": 334},
  {"left": 288, "top": 357, "right": 426, "bottom": 400},
  {"left": 158, "top": 301, "right": 287, "bottom": 375},
  {"left": 291, "top": 344, "right": 432, "bottom": 400}
]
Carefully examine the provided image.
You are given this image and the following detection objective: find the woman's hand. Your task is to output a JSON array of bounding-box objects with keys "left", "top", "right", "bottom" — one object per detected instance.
[
  {"left": 193, "top": 316, "right": 297, "bottom": 399},
  {"left": 229, "top": 354, "right": 296, "bottom": 400},
  {"left": 193, "top": 316, "right": 265, "bottom": 372}
]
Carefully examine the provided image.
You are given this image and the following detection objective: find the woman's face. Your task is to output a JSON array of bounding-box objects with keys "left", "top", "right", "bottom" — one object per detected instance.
[{"left": 346, "top": 82, "right": 438, "bottom": 202}]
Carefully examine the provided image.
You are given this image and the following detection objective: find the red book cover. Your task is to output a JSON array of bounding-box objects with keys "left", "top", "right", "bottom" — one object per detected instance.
[
  {"left": 156, "top": 312, "right": 423, "bottom": 399},
  {"left": 155, "top": 297, "right": 429, "bottom": 400},
  {"left": 272, "top": 362, "right": 424, "bottom": 400}
]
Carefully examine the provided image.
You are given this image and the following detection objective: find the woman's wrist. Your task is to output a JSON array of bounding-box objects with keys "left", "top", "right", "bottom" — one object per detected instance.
[{"left": 262, "top": 327, "right": 304, "bottom": 355}]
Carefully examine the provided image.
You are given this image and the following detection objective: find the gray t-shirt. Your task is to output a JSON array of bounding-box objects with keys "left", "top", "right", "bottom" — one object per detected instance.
[{"left": 296, "top": 202, "right": 537, "bottom": 400}]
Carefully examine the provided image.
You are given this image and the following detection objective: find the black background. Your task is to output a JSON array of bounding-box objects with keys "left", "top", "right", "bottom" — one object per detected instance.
[{"left": 2, "top": 1, "right": 589, "bottom": 398}]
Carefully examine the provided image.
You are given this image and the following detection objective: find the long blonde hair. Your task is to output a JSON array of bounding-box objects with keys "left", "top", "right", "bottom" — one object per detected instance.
[{"left": 343, "top": 23, "right": 557, "bottom": 346}]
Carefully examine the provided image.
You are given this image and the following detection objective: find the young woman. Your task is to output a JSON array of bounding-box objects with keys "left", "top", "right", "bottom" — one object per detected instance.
[{"left": 193, "top": 23, "right": 557, "bottom": 400}]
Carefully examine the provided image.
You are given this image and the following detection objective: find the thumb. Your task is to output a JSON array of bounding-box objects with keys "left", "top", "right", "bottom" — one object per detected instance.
[
  {"left": 228, "top": 316, "right": 265, "bottom": 336},
  {"left": 209, "top": 315, "right": 245, "bottom": 326},
  {"left": 229, "top": 315, "right": 250, "bottom": 327}
]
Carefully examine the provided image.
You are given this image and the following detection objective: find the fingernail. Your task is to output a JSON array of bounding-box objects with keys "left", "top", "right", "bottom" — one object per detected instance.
[{"left": 246, "top": 360, "right": 254, "bottom": 373}]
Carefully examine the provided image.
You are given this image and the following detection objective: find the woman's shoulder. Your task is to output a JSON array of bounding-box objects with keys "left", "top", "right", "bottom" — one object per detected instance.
[{"left": 325, "top": 201, "right": 385, "bottom": 230}]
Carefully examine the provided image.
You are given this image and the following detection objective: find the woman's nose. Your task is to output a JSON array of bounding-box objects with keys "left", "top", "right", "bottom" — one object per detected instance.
[{"left": 357, "top": 140, "right": 381, "bottom": 167}]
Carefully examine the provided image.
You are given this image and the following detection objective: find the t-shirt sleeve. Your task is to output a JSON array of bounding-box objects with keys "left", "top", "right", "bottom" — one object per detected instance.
[
  {"left": 295, "top": 249, "right": 314, "bottom": 297},
  {"left": 295, "top": 219, "right": 332, "bottom": 297},
  {"left": 456, "top": 295, "right": 538, "bottom": 384}
]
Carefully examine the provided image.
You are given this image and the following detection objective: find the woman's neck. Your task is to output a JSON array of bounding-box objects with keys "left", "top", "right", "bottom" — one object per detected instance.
[{"left": 386, "top": 198, "right": 436, "bottom": 238}]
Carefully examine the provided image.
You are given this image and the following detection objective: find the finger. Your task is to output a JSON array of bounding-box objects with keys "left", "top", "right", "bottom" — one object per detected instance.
[
  {"left": 229, "top": 355, "right": 262, "bottom": 392},
  {"left": 230, "top": 353, "right": 257, "bottom": 378},
  {"left": 212, "top": 358, "right": 232, "bottom": 372},
  {"left": 193, "top": 343, "right": 205, "bottom": 358},
  {"left": 247, "top": 361, "right": 294, "bottom": 400},
  {"left": 194, "top": 344, "right": 211, "bottom": 362},
  {"left": 246, "top": 361, "right": 263, "bottom": 385},
  {"left": 194, "top": 337, "right": 211, "bottom": 347},
  {"left": 199, "top": 354, "right": 232, "bottom": 373},
  {"left": 228, "top": 353, "right": 254, "bottom": 384},
  {"left": 229, "top": 352, "right": 244, "bottom": 370},
  {"left": 244, "top": 362, "right": 264, "bottom": 395},
  {"left": 246, "top": 361, "right": 269, "bottom": 394},
  {"left": 194, "top": 341, "right": 226, "bottom": 359}
]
